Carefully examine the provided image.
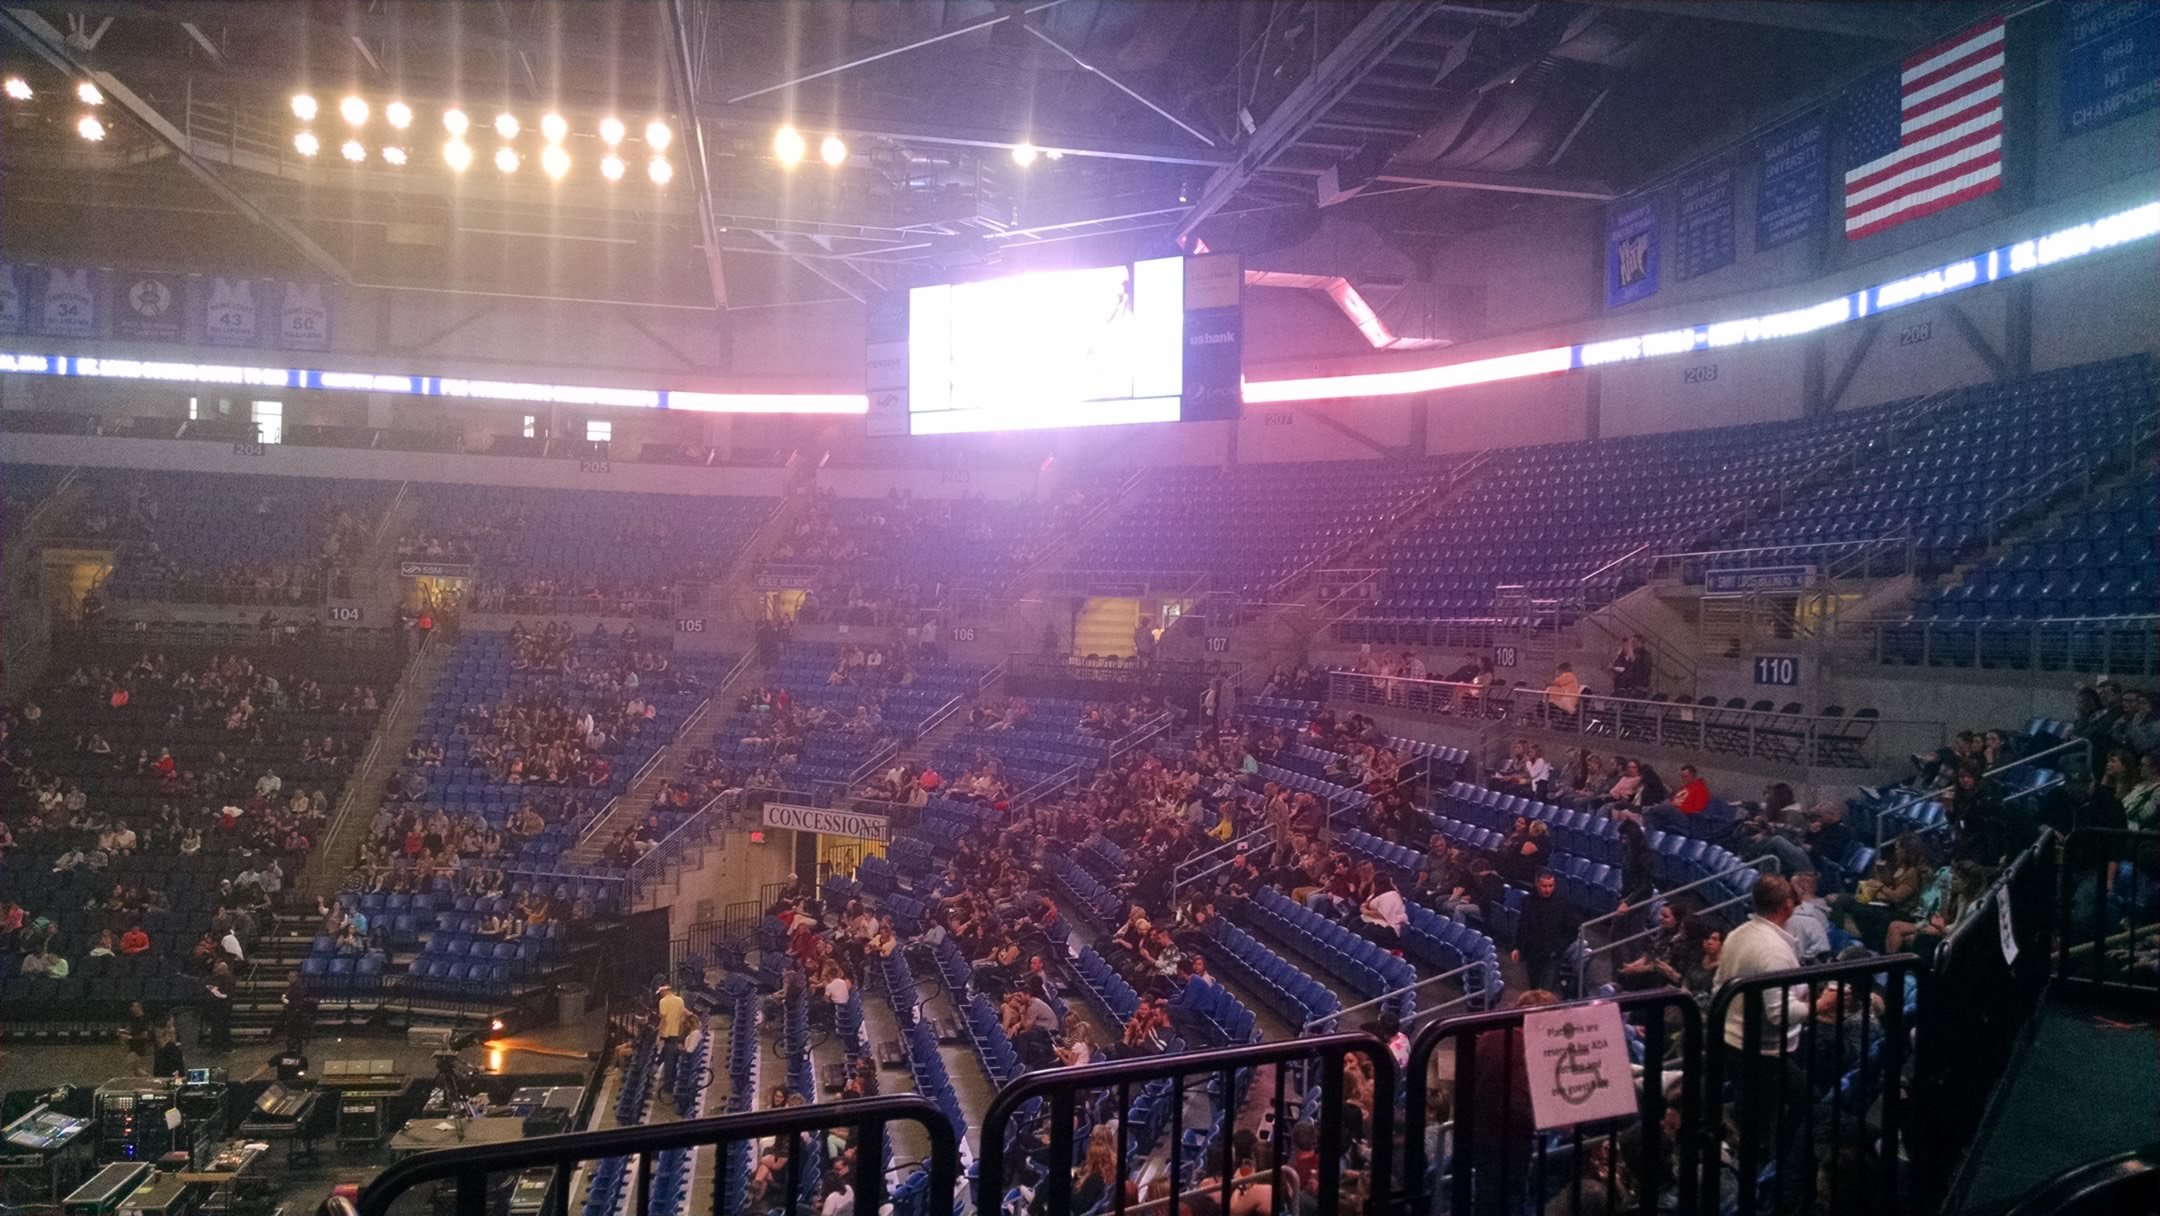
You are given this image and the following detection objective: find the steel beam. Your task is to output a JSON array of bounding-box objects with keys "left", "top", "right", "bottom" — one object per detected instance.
[
  {"left": 1370, "top": 165, "right": 1614, "bottom": 200},
  {"left": 0, "top": 5, "right": 352, "bottom": 283},
  {"left": 1174, "top": 1, "right": 1435, "bottom": 244},
  {"left": 752, "top": 231, "right": 866, "bottom": 303},
  {"left": 1019, "top": 23, "right": 1217, "bottom": 148},
  {"left": 725, "top": 0, "right": 1071, "bottom": 104},
  {"left": 712, "top": 99, "right": 1232, "bottom": 168},
  {"left": 664, "top": 0, "right": 728, "bottom": 308},
  {"left": 1594, "top": 1, "right": 1937, "bottom": 41},
  {"left": 178, "top": 21, "right": 226, "bottom": 69}
]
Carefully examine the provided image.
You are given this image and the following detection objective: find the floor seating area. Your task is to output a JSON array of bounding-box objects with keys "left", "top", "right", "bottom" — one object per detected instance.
[{"left": 1069, "top": 459, "right": 1448, "bottom": 600}]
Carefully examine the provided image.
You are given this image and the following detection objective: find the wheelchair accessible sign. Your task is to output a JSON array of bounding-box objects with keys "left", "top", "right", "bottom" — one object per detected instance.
[{"left": 1522, "top": 1002, "right": 1637, "bottom": 1129}]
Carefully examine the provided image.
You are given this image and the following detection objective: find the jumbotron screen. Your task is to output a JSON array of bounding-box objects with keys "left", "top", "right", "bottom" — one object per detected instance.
[{"left": 905, "top": 256, "right": 1186, "bottom": 435}]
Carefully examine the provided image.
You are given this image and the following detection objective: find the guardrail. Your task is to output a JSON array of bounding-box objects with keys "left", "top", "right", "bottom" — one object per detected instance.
[
  {"left": 1302, "top": 959, "right": 1498, "bottom": 1034},
  {"left": 1327, "top": 668, "right": 1945, "bottom": 772},
  {"left": 1571, "top": 851, "right": 1785, "bottom": 994},
  {"left": 1871, "top": 736, "right": 2090, "bottom": 846},
  {"left": 1647, "top": 534, "right": 1917, "bottom": 584},
  {"left": 315, "top": 628, "right": 434, "bottom": 887},
  {"left": 1863, "top": 613, "right": 2160, "bottom": 675},
  {"left": 354, "top": 1094, "right": 959, "bottom": 1216},
  {"left": 626, "top": 787, "right": 743, "bottom": 903}
]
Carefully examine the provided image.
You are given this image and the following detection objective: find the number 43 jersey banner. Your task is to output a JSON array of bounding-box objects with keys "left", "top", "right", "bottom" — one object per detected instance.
[{"left": 0, "top": 261, "right": 331, "bottom": 350}]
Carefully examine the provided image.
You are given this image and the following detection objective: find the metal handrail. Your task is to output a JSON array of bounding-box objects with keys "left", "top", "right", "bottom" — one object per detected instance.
[
  {"left": 573, "top": 693, "right": 712, "bottom": 846},
  {"left": 1301, "top": 959, "right": 1493, "bottom": 1033},
  {"left": 1653, "top": 533, "right": 1918, "bottom": 569},
  {"left": 1330, "top": 667, "right": 1944, "bottom": 731},
  {"left": 1574, "top": 887, "right": 1754, "bottom": 995},
  {"left": 627, "top": 787, "right": 742, "bottom": 898},
  {"left": 1571, "top": 851, "right": 1784, "bottom": 993},
  {"left": 1579, "top": 542, "right": 1654, "bottom": 587},
  {"left": 318, "top": 629, "right": 434, "bottom": 881},
  {"left": 1872, "top": 736, "right": 2093, "bottom": 846}
]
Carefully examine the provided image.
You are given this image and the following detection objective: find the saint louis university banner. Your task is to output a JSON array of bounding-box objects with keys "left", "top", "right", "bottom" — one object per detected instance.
[
  {"left": 1605, "top": 197, "right": 1661, "bottom": 308},
  {"left": 0, "top": 260, "right": 332, "bottom": 349}
]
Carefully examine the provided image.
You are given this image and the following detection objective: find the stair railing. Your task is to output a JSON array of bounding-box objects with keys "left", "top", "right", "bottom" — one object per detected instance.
[{"left": 310, "top": 628, "right": 435, "bottom": 891}]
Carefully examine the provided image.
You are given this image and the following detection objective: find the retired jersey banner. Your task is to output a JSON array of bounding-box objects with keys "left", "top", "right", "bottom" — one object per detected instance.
[
  {"left": 114, "top": 270, "right": 186, "bottom": 342},
  {"left": 199, "top": 275, "right": 264, "bottom": 346},
  {"left": 34, "top": 266, "right": 100, "bottom": 338},
  {"left": 277, "top": 281, "right": 332, "bottom": 351},
  {"left": 0, "top": 264, "right": 24, "bottom": 335},
  {"left": 1605, "top": 197, "right": 1661, "bottom": 308},
  {"left": 1756, "top": 115, "right": 1829, "bottom": 251},
  {"left": 2061, "top": 0, "right": 2159, "bottom": 137},
  {"left": 1673, "top": 164, "right": 1736, "bottom": 280}
]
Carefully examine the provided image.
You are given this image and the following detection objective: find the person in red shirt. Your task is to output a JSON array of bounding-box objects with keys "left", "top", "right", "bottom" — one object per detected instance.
[
  {"left": 120, "top": 925, "right": 151, "bottom": 955},
  {"left": 1649, "top": 764, "right": 1713, "bottom": 836},
  {"left": 1672, "top": 765, "right": 1711, "bottom": 814}
]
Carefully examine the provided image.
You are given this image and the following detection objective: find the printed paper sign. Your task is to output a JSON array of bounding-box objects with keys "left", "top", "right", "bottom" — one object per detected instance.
[
  {"left": 1522, "top": 1002, "right": 1638, "bottom": 1130},
  {"left": 1997, "top": 886, "right": 2018, "bottom": 965}
]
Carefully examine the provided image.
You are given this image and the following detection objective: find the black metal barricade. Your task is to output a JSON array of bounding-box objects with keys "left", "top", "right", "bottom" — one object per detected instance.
[
  {"left": 1402, "top": 989, "right": 1702, "bottom": 1216},
  {"left": 1912, "top": 828, "right": 2057, "bottom": 1210},
  {"left": 2053, "top": 828, "right": 2160, "bottom": 1001},
  {"left": 978, "top": 1032, "right": 1394, "bottom": 1216},
  {"left": 1703, "top": 953, "right": 1921, "bottom": 1216},
  {"left": 355, "top": 1094, "right": 959, "bottom": 1216}
]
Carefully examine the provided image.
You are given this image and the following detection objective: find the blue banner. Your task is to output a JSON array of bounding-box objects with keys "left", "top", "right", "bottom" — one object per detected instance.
[
  {"left": 1756, "top": 115, "right": 1827, "bottom": 251},
  {"left": 33, "top": 266, "right": 101, "bottom": 338},
  {"left": 1706, "top": 566, "right": 1816, "bottom": 594},
  {"left": 1674, "top": 164, "right": 1736, "bottom": 280},
  {"left": 1605, "top": 197, "right": 1661, "bottom": 308},
  {"left": 113, "top": 270, "right": 186, "bottom": 342},
  {"left": 2062, "top": 0, "right": 2160, "bottom": 136}
]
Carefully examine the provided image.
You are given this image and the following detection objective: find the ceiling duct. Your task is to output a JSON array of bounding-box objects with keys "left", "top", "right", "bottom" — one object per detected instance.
[{"left": 1243, "top": 218, "right": 1482, "bottom": 349}]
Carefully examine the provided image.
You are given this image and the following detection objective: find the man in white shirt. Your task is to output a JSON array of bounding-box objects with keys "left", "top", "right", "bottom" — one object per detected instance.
[
  {"left": 219, "top": 928, "right": 246, "bottom": 963},
  {"left": 1523, "top": 746, "right": 1554, "bottom": 797},
  {"left": 1785, "top": 871, "right": 1834, "bottom": 963},
  {"left": 1714, "top": 875, "right": 1815, "bottom": 1175}
]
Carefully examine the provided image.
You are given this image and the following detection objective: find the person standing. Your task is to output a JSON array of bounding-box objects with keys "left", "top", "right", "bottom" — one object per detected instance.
[
  {"left": 1609, "top": 636, "right": 1652, "bottom": 699},
  {"left": 1713, "top": 875, "right": 1814, "bottom": 1182},
  {"left": 1511, "top": 872, "right": 1575, "bottom": 993},
  {"left": 656, "top": 983, "right": 691, "bottom": 1100}
]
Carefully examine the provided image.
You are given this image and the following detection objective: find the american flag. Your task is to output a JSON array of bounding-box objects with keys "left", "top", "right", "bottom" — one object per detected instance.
[{"left": 1844, "top": 17, "right": 2005, "bottom": 240}]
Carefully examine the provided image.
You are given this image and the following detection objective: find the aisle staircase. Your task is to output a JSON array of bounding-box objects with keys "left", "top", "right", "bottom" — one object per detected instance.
[{"left": 566, "top": 690, "right": 734, "bottom": 866}]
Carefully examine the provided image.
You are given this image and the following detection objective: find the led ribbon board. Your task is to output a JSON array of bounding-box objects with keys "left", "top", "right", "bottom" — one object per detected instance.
[
  {"left": 0, "top": 355, "right": 868, "bottom": 415},
  {"left": 1244, "top": 198, "right": 2160, "bottom": 405}
]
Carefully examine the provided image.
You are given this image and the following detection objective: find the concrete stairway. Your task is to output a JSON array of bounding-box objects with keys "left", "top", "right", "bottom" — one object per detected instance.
[{"left": 565, "top": 693, "right": 730, "bottom": 866}]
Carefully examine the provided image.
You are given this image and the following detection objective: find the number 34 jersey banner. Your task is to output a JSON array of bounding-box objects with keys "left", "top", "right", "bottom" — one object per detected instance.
[{"left": 0, "top": 261, "right": 331, "bottom": 350}]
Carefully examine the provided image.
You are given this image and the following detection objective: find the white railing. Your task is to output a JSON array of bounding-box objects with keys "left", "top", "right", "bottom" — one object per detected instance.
[{"left": 1570, "top": 852, "right": 1783, "bottom": 993}]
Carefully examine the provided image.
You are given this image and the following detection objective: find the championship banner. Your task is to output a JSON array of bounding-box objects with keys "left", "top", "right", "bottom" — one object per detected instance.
[
  {"left": 1673, "top": 163, "right": 1736, "bottom": 280},
  {"left": 114, "top": 270, "right": 185, "bottom": 342},
  {"left": 1757, "top": 115, "right": 1828, "bottom": 251},
  {"left": 200, "top": 276, "right": 264, "bottom": 347},
  {"left": 2061, "top": 0, "right": 2159, "bottom": 137},
  {"left": 761, "top": 802, "right": 890, "bottom": 843},
  {"left": 1605, "top": 197, "right": 1661, "bottom": 308},
  {"left": 35, "top": 266, "right": 100, "bottom": 338},
  {"left": 0, "top": 264, "right": 23, "bottom": 335},
  {"left": 277, "top": 281, "right": 332, "bottom": 351}
]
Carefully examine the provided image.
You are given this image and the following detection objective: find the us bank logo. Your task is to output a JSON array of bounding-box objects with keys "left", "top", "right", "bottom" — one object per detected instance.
[{"left": 1550, "top": 1018, "right": 1612, "bottom": 1106}]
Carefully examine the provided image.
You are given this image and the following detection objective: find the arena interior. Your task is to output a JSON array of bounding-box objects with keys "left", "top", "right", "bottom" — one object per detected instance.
[{"left": 0, "top": 3, "right": 2155, "bottom": 1216}]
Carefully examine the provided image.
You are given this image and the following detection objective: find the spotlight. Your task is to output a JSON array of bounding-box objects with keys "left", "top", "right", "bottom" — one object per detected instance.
[
  {"left": 443, "top": 108, "right": 470, "bottom": 136},
  {"left": 645, "top": 120, "right": 671, "bottom": 151},
  {"left": 494, "top": 112, "right": 519, "bottom": 139},
  {"left": 819, "top": 134, "right": 847, "bottom": 166},
  {"left": 1045, "top": 148, "right": 1064, "bottom": 160},
  {"left": 293, "top": 130, "right": 320, "bottom": 156},
  {"left": 599, "top": 153, "right": 625, "bottom": 181},
  {"left": 1011, "top": 142, "right": 1039, "bottom": 166},
  {"left": 290, "top": 93, "right": 317, "bottom": 120},
  {"left": 598, "top": 116, "right": 625, "bottom": 146},
  {"left": 444, "top": 138, "right": 473, "bottom": 171},
  {"left": 76, "top": 81, "right": 102, "bottom": 105},
  {"left": 495, "top": 146, "right": 519, "bottom": 173},
  {"left": 77, "top": 114, "right": 106, "bottom": 141},
  {"left": 648, "top": 158, "right": 672, "bottom": 185},
  {"left": 4, "top": 77, "right": 30, "bottom": 101},
  {"left": 772, "top": 124, "right": 804, "bottom": 165},
  {"left": 382, "top": 145, "right": 408, "bottom": 166},
  {"left": 339, "top": 95, "right": 368, "bottom": 125},
  {"left": 490, "top": 1018, "right": 506, "bottom": 1033},
  {"left": 540, "top": 112, "right": 568, "bottom": 143},
  {"left": 341, "top": 138, "right": 366, "bottom": 162},
  {"left": 385, "top": 100, "right": 413, "bottom": 129},
  {"left": 540, "top": 143, "right": 570, "bottom": 179}
]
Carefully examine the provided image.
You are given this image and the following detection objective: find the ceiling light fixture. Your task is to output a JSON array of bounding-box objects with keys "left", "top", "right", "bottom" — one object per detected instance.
[
  {"left": 339, "top": 95, "right": 368, "bottom": 125},
  {"left": 819, "top": 134, "right": 847, "bottom": 166},
  {"left": 443, "top": 108, "right": 470, "bottom": 136},
  {"left": 444, "top": 138, "right": 473, "bottom": 171},
  {"left": 294, "top": 130, "right": 320, "bottom": 156},
  {"left": 76, "top": 81, "right": 102, "bottom": 105},
  {"left": 648, "top": 157, "right": 673, "bottom": 185},
  {"left": 77, "top": 113, "right": 106, "bottom": 141},
  {"left": 5, "top": 77, "right": 33, "bottom": 101},
  {"left": 645, "top": 120, "right": 672, "bottom": 151},
  {"left": 540, "top": 144, "right": 570, "bottom": 178},
  {"left": 382, "top": 145, "right": 408, "bottom": 166},
  {"left": 1011, "top": 142, "right": 1039, "bottom": 166},
  {"left": 290, "top": 93, "right": 317, "bottom": 120},
  {"left": 340, "top": 138, "right": 366, "bottom": 162},
  {"left": 385, "top": 100, "right": 413, "bottom": 129},
  {"left": 772, "top": 124, "right": 804, "bottom": 165},
  {"left": 599, "top": 153, "right": 625, "bottom": 181},
  {"left": 599, "top": 116, "right": 625, "bottom": 146},
  {"left": 495, "top": 146, "right": 519, "bottom": 173},
  {"left": 494, "top": 112, "right": 520, "bottom": 139},
  {"left": 540, "top": 112, "right": 568, "bottom": 143}
]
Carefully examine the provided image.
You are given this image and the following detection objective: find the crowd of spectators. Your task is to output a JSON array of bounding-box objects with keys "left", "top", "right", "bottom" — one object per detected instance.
[{"left": 77, "top": 475, "right": 376, "bottom": 603}]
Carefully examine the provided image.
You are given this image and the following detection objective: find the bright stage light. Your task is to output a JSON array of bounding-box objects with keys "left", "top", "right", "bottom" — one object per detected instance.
[
  {"left": 5, "top": 77, "right": 32, "bottom": 101},
  {"left": 444, "top": 138, "right": 473, "bottom": 171},
  {"left": 645, "top": 120, "right": 672, "bottom": 151},
  {"left": 382, "top": 145, "right": 408, "bottom": 166},
  {"left": 385, "top": 100, "right": 412, "bottom": 129},
  {"left": 290, "top": 93, "right": 317, "bottom": 120},
  {"left": 339, "top": 95, "right": 368, "bottom": 125},
  {"left": 494, "top": 112, "right": 519, "bottom": 139},
  {"left": 294, "top": 130, "right": 320, "bottom": 156},
  {"left": 772, "top": 124, "right": 804, "bottom": 165},
  {"left": 648, "top": 157, "right": 673, "bottom": 185},
  {"left": 76, "top": 81, "right": 102, "bottom": 105},
  {"left": 540, "top": 143, "right": 570, "bottom": 178},
  {"left": 443, "top": 108, "right": 470, "bottom": 136},
  {"left": 599, "top": 116, "right": 625, "bottom": 145},
  {"left": 341, "top": 138, "right": 366, "bottom": 162},
  {"left": 540, "top": 112, "right": 568, "bottom": 143},
  {"left": 819, "top": 134, "right": 847, "bottom": 166},
  {"left": 495, "top": 146, "right": 520, "bottom": 173},
  {"left": 77, "top": 114, "right": 105, "bottom": 141},
  {"left": 1011, "top": 142, "right": 1039, "bottom": 166},
  {"left": 599, "top": 153, "right": 625, "bottom": 181}
]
